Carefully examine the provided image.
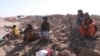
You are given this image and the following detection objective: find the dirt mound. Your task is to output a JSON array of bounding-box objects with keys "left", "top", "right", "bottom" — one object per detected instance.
[{"left": 0, "top": 14, "right": 100, "bottom": 56}]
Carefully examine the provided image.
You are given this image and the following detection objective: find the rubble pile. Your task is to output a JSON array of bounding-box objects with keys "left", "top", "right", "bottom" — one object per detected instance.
[
  {"left": 0, "top": 14, "right": 100, "bottom": 56},
  {"left": 18, "top": 14, "right": 100, "bottom": 56},
  {"left": 4, "top": 17, "right": 18, "bottom": 22}
]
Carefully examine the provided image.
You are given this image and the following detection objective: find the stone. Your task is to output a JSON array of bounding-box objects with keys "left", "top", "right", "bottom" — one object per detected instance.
[
  {"left": 79, "top": 48, "right": 100, "bottom": 56},
  {"left": 58, "top": 50, "right": 71, "bottom": 56}
]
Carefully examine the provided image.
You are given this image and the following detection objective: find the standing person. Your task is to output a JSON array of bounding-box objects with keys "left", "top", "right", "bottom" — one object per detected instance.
[
  {"left": 72, "top": 9, "right": 85, "bottom": 31},
  {"left": 76, "top": 9, "right": 85, "bottom": 26},
  {"left": 79, "top": 13, "right": 97, "bottom": 38},
  {"left": 40, "top": 16, "right": 50, "bottom": 39}
]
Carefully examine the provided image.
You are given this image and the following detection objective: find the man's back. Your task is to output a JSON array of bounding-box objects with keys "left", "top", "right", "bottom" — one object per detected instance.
[{"left": 41, "top": 22, "right": 50, "bottom": 31}]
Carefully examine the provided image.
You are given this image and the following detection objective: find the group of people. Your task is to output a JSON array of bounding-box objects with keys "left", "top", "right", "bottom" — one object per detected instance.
[
  {"left": 76, "top": 9, "right": 97, "bottom": 39},
  {"left": 4, "top": 9, "right": 98, "bottom": 56},
  {"left": 10, "top": 17, "right": 52, "bottom": 56},
  {"left": 11, "top": 10, "right": 98, "bottom": 41},
  {"left": 11, "top": 16, "right": 50, "bottom": 42}
]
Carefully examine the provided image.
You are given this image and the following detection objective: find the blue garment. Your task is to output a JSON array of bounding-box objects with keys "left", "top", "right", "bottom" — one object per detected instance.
[{"left": 76, "top": 16, "right": 85, "bottom": 26}]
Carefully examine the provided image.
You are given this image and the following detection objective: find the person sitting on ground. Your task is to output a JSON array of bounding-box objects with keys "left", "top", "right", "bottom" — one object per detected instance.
[
  {"left": 11, "top": 25, "right": 20, "bottom": 38},
  {"left": 23, "top": 23, "right": 34, "bottom": 41},
  {"left": 79, "top": 13, "right": 97, "bottom": 38},
  {"left": 40, "top": 16, "right": 50, "bottom": 39}
]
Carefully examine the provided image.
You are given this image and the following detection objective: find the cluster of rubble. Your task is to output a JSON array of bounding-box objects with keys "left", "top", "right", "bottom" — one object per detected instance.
[
  {"left": 0, "top": 14, "right": 100, "bottom": 56},
  {"left": 18, "top": 14, "right": 100, "bottom": 56}
]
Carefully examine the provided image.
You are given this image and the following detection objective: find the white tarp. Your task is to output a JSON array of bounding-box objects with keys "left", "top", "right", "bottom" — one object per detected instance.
[{"left": 36, "top": 50, "right": 48, "bottom": 56}]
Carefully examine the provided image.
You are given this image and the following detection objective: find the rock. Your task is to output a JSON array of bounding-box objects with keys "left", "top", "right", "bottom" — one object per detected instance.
[
  {"left": 84, "top": 39, "right": 96, "bottom": 49},
  {"left": 57, "top": 44, "right": 68, "bottom": 51},
  {"left": 52, "top": 42, "right": 60, "bottom": 48},
  {"left": 58, "top": 50, "right": 71, "bottom": 56},
  {"left": 54, "top": 51, "right": 59, "bottom": 56},
  {"left": 14, "top": 52, "right": 20, "bottom": 56},
  {"left": 79, "top": 48, "right": 100, "bottom": 56},
  {"left": 95, "top": 40, "right": 100, "bottom": 51},
  {"left": 0, "top": 47, "right": 6, "bottom": 56}
]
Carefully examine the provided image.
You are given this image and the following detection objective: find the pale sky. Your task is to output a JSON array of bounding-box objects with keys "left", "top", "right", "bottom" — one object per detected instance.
[{"left": 0, "top": 0, "right": 100, "bottom": 17}]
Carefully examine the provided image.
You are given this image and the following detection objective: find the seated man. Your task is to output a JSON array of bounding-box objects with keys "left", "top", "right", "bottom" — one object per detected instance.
[
  {"left": 23, "top": 23, "right": 34, "bottom": 41},
  {"left": 79, "top": 13, "right": 97, "bottom": 38}
]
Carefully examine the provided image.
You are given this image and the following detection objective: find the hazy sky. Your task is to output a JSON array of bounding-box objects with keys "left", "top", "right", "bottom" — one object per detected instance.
[{"left": 0, "top": 0, "right": 100, "bottom": 17}]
